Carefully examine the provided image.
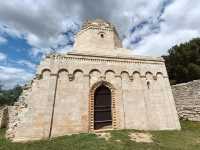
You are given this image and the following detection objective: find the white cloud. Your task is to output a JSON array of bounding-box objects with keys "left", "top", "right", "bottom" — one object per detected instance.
[
  {"left": 17, "top": 60, "right": 36, "bottom": 70},
  {"left": 0, "top": 0, "right": 200, "bottom": 56},
  {"left": 0, "top": 65, "right": 34, "bottom": 89},
  {"left": 126, "top": 0, "right": 200, "bottom": 56},
  {"left": 0, "top": 0, "right": 80, "bottom": 57},
  {"left": 0, "top": 52, "right": 7, "bottom": 61},
  {"left": 0, "top": 0, "right": 169, "bottom": 55},
  {"left": 161, "top": 0, "right": 200, "bottom": 32},
  {"left": 26, "top": 33, "right": 41, "bottom": 48},
  {"left": 0, "top": 36, "right": 7, "bottom": 44},
  {"left": 0, "top": 24, "right": 22, "bottom": 38},
  {"left": 133, "top": 29, "right": 200, "bottom": 56}
]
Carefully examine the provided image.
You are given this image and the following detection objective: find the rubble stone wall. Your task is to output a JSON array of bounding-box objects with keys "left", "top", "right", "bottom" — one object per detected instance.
[
  {"left": 172, "top": 80, "right": 200, "bottom": 121},
  {"left": 0, "top": 106, "right": 8, "bottom": 128}
]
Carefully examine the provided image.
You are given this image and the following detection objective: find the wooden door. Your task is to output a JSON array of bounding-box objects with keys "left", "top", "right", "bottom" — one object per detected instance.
[{"left": 94, "top": 85, "right": 112, "bottom": 130}]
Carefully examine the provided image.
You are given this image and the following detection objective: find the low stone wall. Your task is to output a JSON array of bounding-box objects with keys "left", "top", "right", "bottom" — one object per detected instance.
[
  {"left": 172, "top": 80, "right": 200, "bottom": 121},
  {"left": 0, "top": 106, "right": 8, "bottom": 128}
]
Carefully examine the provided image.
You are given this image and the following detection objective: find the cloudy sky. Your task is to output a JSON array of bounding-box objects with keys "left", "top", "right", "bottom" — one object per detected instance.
[{"left": 0, "top": 0, "right": 200, "bottom": 89}]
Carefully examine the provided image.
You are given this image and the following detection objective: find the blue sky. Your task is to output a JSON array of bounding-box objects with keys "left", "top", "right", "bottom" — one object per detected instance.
[{"left": 0, "top": 0, "right": 200, "bottom": 89}]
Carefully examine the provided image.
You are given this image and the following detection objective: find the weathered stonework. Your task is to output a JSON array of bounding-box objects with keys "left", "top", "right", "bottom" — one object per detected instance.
[
  {"left": 6, "top": 83, "right": 31, "bottom": 139},
  {"left": 0, "top": 106, "right": 8, "bottom": 128},
  {"left": 172, "top": 80, "right": 200, "bottom": 121},
  {"left": 7, "top": 19, "right": 180, "bottom": 142}
]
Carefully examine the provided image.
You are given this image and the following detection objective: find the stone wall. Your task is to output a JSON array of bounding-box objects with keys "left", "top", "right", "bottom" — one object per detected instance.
[
  {"left": 172, "top": 80, "right": 200, "bottom": 121},
  {"left": 0, "top": 106, "right": 8, "bottom": 128},
  {"left": 6, "top": 83, "right": 31, "bottom": 140},
  {"left": 6, "top": 52, "right": 180, "bottom": 142},
  {"left": 6, "top": 19, "right": 180, "bottom": 142}
]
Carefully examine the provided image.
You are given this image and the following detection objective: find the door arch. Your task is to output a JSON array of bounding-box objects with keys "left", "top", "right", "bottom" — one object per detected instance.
[
  {"left": 89, "top": 81, "right": 117, "bottom": 131},
  {"left": 94, "top": 85, "right": 112, "bottom": 130}
]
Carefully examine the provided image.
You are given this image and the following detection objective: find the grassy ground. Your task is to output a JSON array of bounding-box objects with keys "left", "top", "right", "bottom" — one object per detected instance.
[{"left": 1, "top": 121, "right": 200, "bottom": 150}]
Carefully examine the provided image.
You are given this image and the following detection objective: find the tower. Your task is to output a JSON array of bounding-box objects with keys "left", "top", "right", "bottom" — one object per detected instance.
[{"left": 73, "top": 19, "right": 122, "bottom": 54}]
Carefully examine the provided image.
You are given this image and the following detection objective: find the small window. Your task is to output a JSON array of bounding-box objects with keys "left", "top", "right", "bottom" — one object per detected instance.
[{"left": 98, "top": 32, "right": 105, "bottom": 38}]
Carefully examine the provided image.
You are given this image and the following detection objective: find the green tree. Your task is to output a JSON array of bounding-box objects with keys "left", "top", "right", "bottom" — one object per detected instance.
[
  {"left": 163, "top": 38, "right": 200, "bottom": 84},
  {"left": 0, "top": 84, "right": 23, "bottom": 106}
]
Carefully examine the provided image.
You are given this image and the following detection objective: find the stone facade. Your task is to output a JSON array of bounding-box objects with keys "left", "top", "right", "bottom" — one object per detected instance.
[
  {"left": 6, "top": 19, "right": 180, "bottom": 142},
  {"left": 172, "top": 80, "right": 200, "bottom": 121}
]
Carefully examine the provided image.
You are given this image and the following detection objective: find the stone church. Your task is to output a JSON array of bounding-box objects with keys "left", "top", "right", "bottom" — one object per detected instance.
[{"left": 6, "top": 19, "right": 180, "bottom": 142}]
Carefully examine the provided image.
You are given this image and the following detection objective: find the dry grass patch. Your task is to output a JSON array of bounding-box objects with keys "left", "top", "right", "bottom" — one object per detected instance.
[
  {"left": 129, "top": 132, "right": 153, "bottom": 143},
  {"left": 95, "top": 132, "right": 111, "bottom": 141}
]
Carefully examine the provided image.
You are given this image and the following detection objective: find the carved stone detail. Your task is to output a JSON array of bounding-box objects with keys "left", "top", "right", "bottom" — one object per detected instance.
[{"left": 68, "top": 74, "right": 74, "bottom": 81}]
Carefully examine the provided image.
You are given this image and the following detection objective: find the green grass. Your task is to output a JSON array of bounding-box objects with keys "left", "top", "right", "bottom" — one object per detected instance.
[{"left": 1, "top": 121, "right": 200, "bottom": 150}]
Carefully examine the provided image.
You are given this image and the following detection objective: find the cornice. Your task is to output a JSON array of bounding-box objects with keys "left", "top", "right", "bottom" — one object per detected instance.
[{"left": 46, "top": 53, "right": 164, "bottom": 65}]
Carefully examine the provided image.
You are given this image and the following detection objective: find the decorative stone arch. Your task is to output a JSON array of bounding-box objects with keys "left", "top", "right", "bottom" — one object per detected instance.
[
  {"left": 89, "top": 80, "right": 117, "bottom": 131},
  {"left": 38, "top": 68, "right": 51, "bottom": 75},
  {"left": 58, "top": 68, "right": 68, "bottom": 76},
  {"left": 89, "top": 69, "right": 102, "bottom": 83},
  {"left": 69, "top": 69, "right": 84, "bottom": 81},
  {"left": 73, "top": 69, "right": 84, "bottom": 76},
  {"left": 41, "top": 68, "right": 51, "bottom": 79},
  {"left": 58, "top": 69, "right": 68, "bottom": 80},
  {"left": 73, "top": 69, "right": 84, "bottom": 75},
  {"left": 121, "top": 71, "right": 130, "bottom": 81},
  {"left": 89, "top": 69, "right": 101, "bottom": 75},
  {"left": 104, "top": 69, "right": 115, "bottom": 76},
  {"left": 132, "top": 71, "right": 141, "bottom": 75},
  {"left": 156, "top": 72, "right": 164, "bottom": 80},
  {"left": 145, "top": 71, "right": 154, "bottom": 89},
  {"left": 156, "top": 72, "right": 163, "bottom": 76},
  {"left": 121, "top": 71, "right": 130, "bottom": 76},
  {"left": 145, "top": 71, "right": 153, "bottom": 76},
  {"left": 104, "top": 70, "right": 116, "bottom": 81},
  {"left": 132, "top": 71, "right": 141, "bottom": 80},
  {"left": 41, "top": 68, "right": 51, "bottom": 74},
  {"left": 58, "top": 68, "right": 68, "bottom": 74}
]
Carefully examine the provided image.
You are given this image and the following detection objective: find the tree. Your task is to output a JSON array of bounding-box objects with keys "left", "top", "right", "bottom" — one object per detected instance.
[
  {"left": 0, "top": 82, "right": 3, "bottom": 92},
  {"left": 0, "top": 84, "right": 23, "bottom": 106},
  {"left": 163, "top": 38, "right": 200, "bottom": 84}
]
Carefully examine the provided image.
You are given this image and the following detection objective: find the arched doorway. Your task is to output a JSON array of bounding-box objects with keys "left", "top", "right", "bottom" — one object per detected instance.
[{"left": 94, "top": 85, "right": 112, "bottom": 130}]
